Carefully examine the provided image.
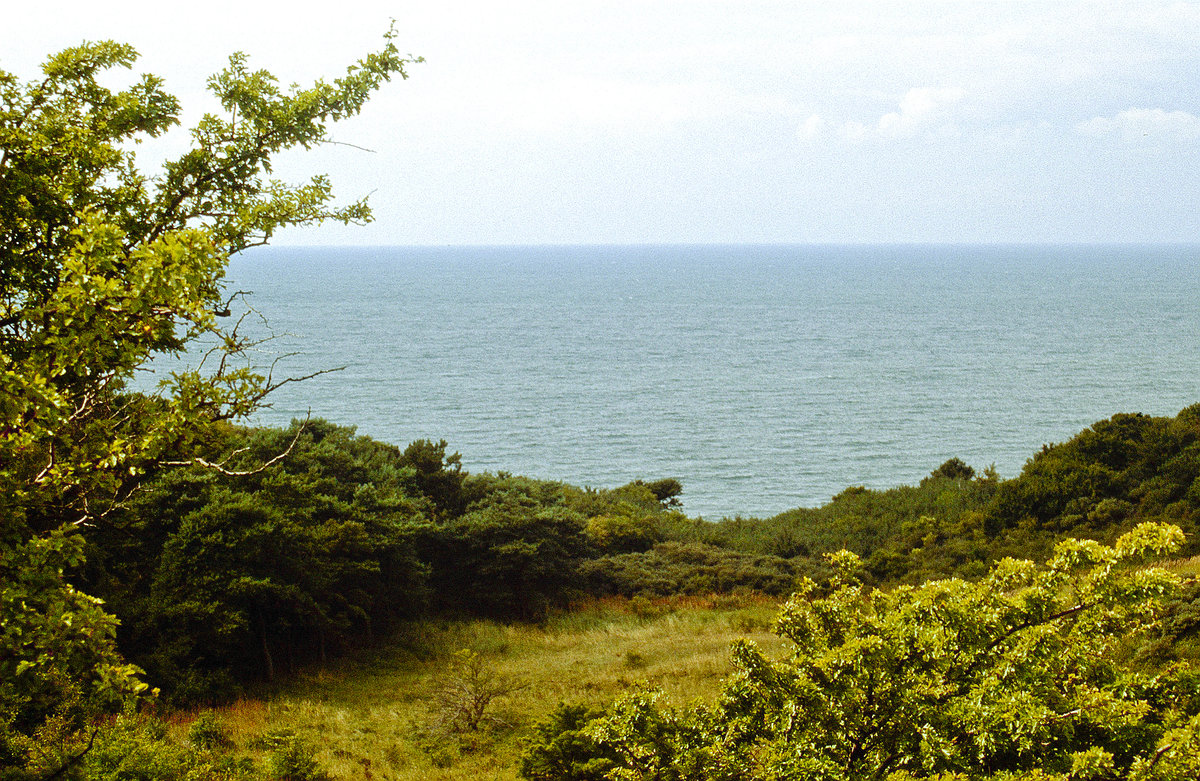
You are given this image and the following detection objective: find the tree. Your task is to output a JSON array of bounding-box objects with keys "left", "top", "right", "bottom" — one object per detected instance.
[
  {"left": 0, "top": 30, "right": 417, "bottom": 763},
  {"left": 418, "top": 483, "right": 592, "bottom": 619},
  {"left": 554, "top": 523, "right": 1200, "bottom": 780},
  {"left": 429, "top": 649, "right": 528, "bottom": 734},
  {"left": 108, "top": 420, "right": 431, "bottom": 701},
  {"left": 927, "top": 457, "right": 975, "bottom": 482},
  {"left": 398, "top": 438, "right": 469, "bottom": 518},
  {"left": 520, "top": 703, "right": 617, "bottom": 781}
]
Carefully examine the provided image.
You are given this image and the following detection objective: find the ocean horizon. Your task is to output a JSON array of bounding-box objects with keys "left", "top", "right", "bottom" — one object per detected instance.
[{"left": 151, "top": 242, "right": 1200, "bottom": 519}]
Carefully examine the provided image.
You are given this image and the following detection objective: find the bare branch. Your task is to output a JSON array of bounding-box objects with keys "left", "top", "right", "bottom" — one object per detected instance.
[
  {"left": 42, "top": 726, "right": 100, "bottom": 781},
  {"left": 318, "top": 138, "right": 378, "bottom": 154},
  {"left": 163, "top": 412, "right": 309, "bottom": 476},
  {"left": 985, "top": 603, "right": 1092, "bottom": 653}
]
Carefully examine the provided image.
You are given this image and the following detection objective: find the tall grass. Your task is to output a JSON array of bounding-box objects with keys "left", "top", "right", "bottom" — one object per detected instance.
[{"left": 194, "top": 595, "right": 785, "bottom": 780}]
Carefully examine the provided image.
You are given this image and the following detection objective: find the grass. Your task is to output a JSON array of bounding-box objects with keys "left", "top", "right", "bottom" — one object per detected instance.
[
  {"left": 179, "top": 555, "right": 1200, "bottom": 779},
  {"left": 191, "top": 593, "right": 787, "bottom": 780},
  {"left": 1165, "top": 554, "right": 1200, "bottom": 579}
]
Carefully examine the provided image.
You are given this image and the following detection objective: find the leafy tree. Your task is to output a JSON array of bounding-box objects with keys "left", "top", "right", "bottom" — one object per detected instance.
[
  {"left": 520, "top": 703, "right": 617, "bottom": 781},
  {"left": 566, "top": 523, "right": 1200, "bottom": 780},
  {"left": 584, "top": 512, "right": 662, "bottom": 554},
  {"left": 983, "top": 409, "right": 1200, "bottom": 544},
  {"left": 926, "top": 457, "right": 975, "bottom": 482},
  {"left": 78, "top": 420, "right": 430, "bottom": 701},
  {"left": 398, "top": 438, "right": 469, "bottom": 518},
  {"left": 632, "top": 478, "right": 684, "bottom": 509},
  {"left": 415, "top": 476, "right": 593, "bottom": 619},
  {"left": 0, "top": 30, "right": 416, "bottom": 760}
]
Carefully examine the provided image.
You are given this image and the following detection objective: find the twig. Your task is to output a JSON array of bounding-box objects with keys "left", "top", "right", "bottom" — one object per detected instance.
[{"left": 164, "top": 412, "right": 309, "bottom": 476}]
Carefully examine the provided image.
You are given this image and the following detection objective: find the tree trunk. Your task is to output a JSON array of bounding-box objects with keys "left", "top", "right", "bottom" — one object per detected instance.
[{"left": 258, "top": 608, "right": 274, "bottom": 682}]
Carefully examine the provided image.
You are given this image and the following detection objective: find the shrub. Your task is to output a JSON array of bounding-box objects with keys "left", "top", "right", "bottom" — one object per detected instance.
[
  {"left": 187, "top": 710, "right": 233, "bottom": 750},
  {"left": 260, "top": 731, "right": 330, "bottom": 781},
  {"left": 519, "top": 703, "right": 616, "bottom": 781},
  {"left": 428, "top": 650, "right": 528, "bottom": 735}
]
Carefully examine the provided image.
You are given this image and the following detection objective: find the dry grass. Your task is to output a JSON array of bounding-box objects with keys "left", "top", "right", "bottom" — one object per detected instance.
[
  {"left": 194, "top": 595, "right": 786, "bottom": 780},
  {"left": 1164, "top": 554, "right": 1200, "bottom": 579}
]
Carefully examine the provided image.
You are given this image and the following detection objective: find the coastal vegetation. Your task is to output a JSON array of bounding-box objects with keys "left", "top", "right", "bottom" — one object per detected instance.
[
  {"left": 3, "top": 33, "right": 1199, "bottom": 781},
  {"left": 6, "top": 404, "right": 1198, "bottom": 779}
]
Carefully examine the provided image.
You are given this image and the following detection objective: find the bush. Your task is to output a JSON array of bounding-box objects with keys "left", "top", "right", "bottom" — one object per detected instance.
[
  {"left": 428, "top": 650, "right": 528, "bottom": 735},
  {"left": 187, "top": 710, "right": 233, "bottom": 751},
  {"left": 260, "top": 731, "right": 330, "bottom": 781},
  {"left": 581, "top": 542, "right": 803, "bottom": 597},
  {"left": 519, "top": 703, "right": 616, "bottom": 781}
]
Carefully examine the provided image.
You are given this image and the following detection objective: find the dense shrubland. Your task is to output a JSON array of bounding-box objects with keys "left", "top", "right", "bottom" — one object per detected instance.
[
  {"left": 63, "top": 403, "right": 1200, "bottom": 711},
  {"left": 12, "top": 397, "right": 1200, "bottom": 777},
  {"left": 78, "top": 419, "right": 696, "bottom": 701},
  {"left": 522, "top": 524, "right": 1200, "bottom": 781}
]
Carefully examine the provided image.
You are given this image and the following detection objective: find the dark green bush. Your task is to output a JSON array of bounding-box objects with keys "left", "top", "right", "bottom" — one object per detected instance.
[{"left": 519, "top": 703, "right": 616, "bottom": 781}]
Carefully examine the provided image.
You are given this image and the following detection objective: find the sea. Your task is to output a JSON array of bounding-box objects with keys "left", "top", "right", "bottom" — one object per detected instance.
[{"left": 165, "top": 244, "right": 1200, "bottom": 520}]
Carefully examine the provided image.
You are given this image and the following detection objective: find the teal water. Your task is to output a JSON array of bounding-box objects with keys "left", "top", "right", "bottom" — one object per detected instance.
[{"left": 193, "top": 244, "right": 1200, "bottom": 519}]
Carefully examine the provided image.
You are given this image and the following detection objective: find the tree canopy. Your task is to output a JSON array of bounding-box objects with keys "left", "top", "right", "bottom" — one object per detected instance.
[{"left": 0, "top": 30, "right": 417, "bottom": 767}]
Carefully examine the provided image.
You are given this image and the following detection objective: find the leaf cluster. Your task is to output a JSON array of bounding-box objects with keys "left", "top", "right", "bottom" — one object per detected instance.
[{"left": 528, "top": 524, "right": 1200, "bottom": 780}]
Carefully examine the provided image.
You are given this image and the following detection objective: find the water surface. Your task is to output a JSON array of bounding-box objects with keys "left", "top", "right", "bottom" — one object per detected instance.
[{"left": 171, "top": 244, "right": 1200, "bottom": 518}]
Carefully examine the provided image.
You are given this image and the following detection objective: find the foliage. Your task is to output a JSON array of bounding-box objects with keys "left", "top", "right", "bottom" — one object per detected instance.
[
  {"left": 1136, "top": 580, "right": 1200, "bottom": 665},
  {"left": 581, "top": 542, "right": 805, "bottom": 598},
  {"left": 0, "top": 531, "right": 146, "bottom": 751},
  {"left": 75, "top": 417, "right": 693, "bottom": 697},
  {"left": 926, "top": 457, "right": 976, "bottom": 482},
  {"left": 584, "top": 513, "right": 663, "bottom": 555},
  {"left": 630, "top": 479, "right": 684, "bottom": 510},
  {"left": 60, "top": 404, "right": 1200, "bottom": 709},
  {"left": 0, "top": 31, "right": 416, "bottom": 532},
  {"left": 519, "top": 703, "right": 616, "bottom": 781},
  {"left": 0, "top": 29, "right": 415, "bottom": 764},
  {"left": 260, "top": 732, "right": 330, "bottom": 781},
  {"left": 665, "top": 407, "right": 1200, "bottom": 590},
  {"left": 397, "top": 438, "right": 469, "bottom": 519},
  {"left": 567, "top": 480, "right": 684, "bottom": 555},
  {"left": 560, "top": 523, "right": 1200, "bottom": 780},
  {"left": 3, "top": 708, "right": 266, "bottom": 781},
  {"left": 85, "top": 419, "right": 431, "bottom": 701},
  {"left": 983, "top": 408, "right": 1200, "bottom": 547},
  {"left": 187, "top": 711, "right": 234, "bottom": 751},
  {"left": 692, "top": 468, "right": 1000, "bottom": 568},
  {"left": 415, "top": 475, "right": 594, "bottom": 619}
]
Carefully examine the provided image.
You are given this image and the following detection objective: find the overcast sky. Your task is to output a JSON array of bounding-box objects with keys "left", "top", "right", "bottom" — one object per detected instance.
[{"left": 5, "top": 1, "right": 1200, "bottom": 244}]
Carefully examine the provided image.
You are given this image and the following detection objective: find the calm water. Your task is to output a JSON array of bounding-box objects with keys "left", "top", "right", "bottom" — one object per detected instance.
[{"left": 176, "top": 244, "right": 1200, "bottom": 519}]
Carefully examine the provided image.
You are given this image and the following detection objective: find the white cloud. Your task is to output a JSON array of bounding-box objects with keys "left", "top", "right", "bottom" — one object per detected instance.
[
  {"left": 8, "top": 0, "right": 1200, "bottom": 244},
  {"left": 837, "top": 120, "right": 869, "bottom": 142},
  {"left": 1076, "top": 108, "right": 1200, "bottom": 141},
  {"left": 797, "top": 114, "right": 823, "bottom": 141},
  {"left": 877, "top": 87, "right": 966, "bottom": 137},
  {"left": 826, "top": 87, "right": 965, "bottom": 142}
]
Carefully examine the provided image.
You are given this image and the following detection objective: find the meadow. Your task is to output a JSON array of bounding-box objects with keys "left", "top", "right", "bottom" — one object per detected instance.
[{"left": 191, "top": 595, "right": 786, "bottom": 780}]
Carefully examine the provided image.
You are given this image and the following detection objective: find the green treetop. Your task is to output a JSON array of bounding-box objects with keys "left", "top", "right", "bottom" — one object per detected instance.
[{"left": 0, "top": 30, "right": 417, "bottom": 767}]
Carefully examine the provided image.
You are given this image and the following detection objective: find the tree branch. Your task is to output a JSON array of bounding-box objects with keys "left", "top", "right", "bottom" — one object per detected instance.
[{"left": 163, "top": 412, "right": 309, "bottom": 476}]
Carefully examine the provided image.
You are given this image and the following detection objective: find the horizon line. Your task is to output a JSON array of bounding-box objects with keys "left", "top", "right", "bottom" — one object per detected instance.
[{"left": 253, "top": 240, "right": 1200, "bottom": 250}]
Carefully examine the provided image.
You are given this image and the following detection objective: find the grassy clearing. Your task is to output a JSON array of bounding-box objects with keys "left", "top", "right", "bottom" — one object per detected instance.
[
  {"left": 181, "top": 556, "right": 1199, "bottom": 779},
  {"left": 192, "top": 594, "right": 786, "bottom": 780}
]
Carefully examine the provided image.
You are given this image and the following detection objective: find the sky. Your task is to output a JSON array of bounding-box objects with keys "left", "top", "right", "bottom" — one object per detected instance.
[{"left": 4, "top": 1, "right": 1200, "bottom": 245}]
